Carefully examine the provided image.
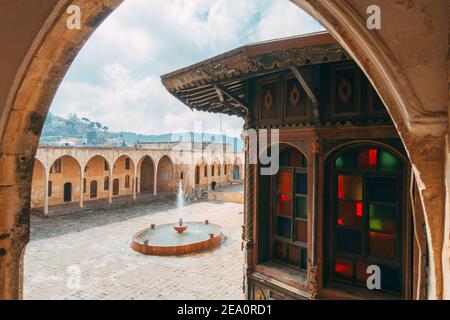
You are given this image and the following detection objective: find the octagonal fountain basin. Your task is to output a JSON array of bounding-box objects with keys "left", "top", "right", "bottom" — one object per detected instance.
[{"left": 131, "top": 222, "right": 222, "bottom": 256}]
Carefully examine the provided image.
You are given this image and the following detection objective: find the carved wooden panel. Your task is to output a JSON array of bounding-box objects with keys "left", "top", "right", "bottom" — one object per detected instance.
[
  {"left": 284, "top": 76, "right": 307, "bottom": 120},
  {"left": 330, "top": 64, "right": 360, "bottom": 117},
  {"left": 258, "top": 79, "right": 279, "bottom": 122}
]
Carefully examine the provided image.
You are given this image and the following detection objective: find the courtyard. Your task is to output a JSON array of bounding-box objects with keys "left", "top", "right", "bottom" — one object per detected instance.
[{"left": 24, "top": 199, "right": 244, "bottom": 300}]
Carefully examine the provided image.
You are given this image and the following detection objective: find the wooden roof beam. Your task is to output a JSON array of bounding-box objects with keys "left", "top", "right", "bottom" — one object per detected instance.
[
  {"left": 213, "top": 85, "right": 248, "bottom": 114},
  {"left": 290, "top": 66, "right": 320, "bottom": 123}
]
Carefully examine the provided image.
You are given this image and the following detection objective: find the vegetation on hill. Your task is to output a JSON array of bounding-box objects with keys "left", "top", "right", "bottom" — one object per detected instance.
[{"left": 40, "top": 113, "right": 243, "bottom": 151}]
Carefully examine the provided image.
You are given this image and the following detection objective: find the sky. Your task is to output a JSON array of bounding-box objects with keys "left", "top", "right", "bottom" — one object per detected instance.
[{"left": 49, "top": 0, "right": 323, "bottom": 137}]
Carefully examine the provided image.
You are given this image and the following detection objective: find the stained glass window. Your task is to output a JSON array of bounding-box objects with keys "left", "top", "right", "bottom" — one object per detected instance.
[
  {"left": 272, "top": 146, "right": 308, "bottom": 271},
  {"left": 332, "top": 145, "right": 403, "bottom": 295},
  {"left": 335, "top": 147, "right": 400, "bottom": 172}
]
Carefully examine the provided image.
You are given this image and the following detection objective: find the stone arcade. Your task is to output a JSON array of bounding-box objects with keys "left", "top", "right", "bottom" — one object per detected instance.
[{"left": 31, "top": 142, "right": 244, "bottom": 215}]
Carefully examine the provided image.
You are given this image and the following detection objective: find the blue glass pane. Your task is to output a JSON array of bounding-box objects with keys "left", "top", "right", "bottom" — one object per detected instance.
[
  {"left": 380, "top": 265, "right": 401, "bottom": 293},
  {"left": 368, "top": 177, "right": 397, "bottom": 203},
  {"left": 336, "top": 229, "right": 361, "bottom": 254},
  {"left": 296, "top": 173, "right": 307, "bottom": 194},
  {"left": 276, "top": 217, "right": 291, "bottom": 238}
]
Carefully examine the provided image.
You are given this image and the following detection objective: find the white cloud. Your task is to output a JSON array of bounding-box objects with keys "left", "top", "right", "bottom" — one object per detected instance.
[{"left": 49, "top": 0, "right": 323, "bottom": 136}]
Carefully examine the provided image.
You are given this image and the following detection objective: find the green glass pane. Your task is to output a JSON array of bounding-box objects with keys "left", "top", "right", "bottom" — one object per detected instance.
[
  {"left": 380, "top": 150, "right": 401, "bottom": 171},
  {"left": 296, "top": 197, "right": 307, "bottom": 219},
  {"left": 369, "top": 204, "right": 396, "bottom": 232},
  {"left": 335, "top": 150, "right": 356, "bottom": 169},
  {"left": 302, "top": 156, "right": 308, "bottom": 168}
]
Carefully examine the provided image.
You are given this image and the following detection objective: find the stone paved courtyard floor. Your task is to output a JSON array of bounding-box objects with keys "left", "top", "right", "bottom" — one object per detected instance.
[{"left": 24, "top": 199, "right": 244, "bottom": 300}]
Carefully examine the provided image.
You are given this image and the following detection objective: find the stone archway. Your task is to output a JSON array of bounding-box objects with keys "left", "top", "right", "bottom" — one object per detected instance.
[
  {"left": 139, "top": 156, "right": 155, "bottom": 193},
  {"left": 0, "top": 0, "right": 447, "bottom": 300},
  {"left": 157, "top": 155, "right": 174, "bottom": 193}
]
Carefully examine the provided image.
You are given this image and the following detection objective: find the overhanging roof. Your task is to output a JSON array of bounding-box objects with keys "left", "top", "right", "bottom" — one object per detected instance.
[{"left": 161, "top": 32, "right": 350, "bottom": 118}]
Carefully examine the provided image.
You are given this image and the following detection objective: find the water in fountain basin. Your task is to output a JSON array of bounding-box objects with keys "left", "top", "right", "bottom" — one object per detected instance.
[{"left": 177, "top": 180, "right": 185, "bottom": 220}]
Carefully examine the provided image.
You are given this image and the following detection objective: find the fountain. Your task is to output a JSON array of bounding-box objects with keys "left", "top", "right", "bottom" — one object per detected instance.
[{"left": 131, "top": 179, "right": 223, "bottom": 256}]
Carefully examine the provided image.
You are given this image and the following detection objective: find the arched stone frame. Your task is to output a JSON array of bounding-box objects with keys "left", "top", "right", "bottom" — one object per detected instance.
[
  {"left": 137, "top": 155, "right": 156, "bottom": 195},
  {"left": 156, "top": 155, "right": 175, "bottom": 193},
  {"left": 210, "top": 157, "right": 221, "bottom": 187},
  {"left": 30, "top": 158, "right": 47, "bottom": 212},
  {"left": 112, "top": 154, "right": 135, "bottom": 198},
  {"left": 48, "top": 155, "right": 82, "bottom": 206},
  {"left": 83, "top": 155, "right": 111, "bottom": 203},
  {"left": 0, "top": 0, "right": 447, "bottom": 300},
  {"left": 195, "top": 157, "right": 209, "bottom": 188},
  {"left": 322, "top": 140, "right": 416, "bottom": 299}
]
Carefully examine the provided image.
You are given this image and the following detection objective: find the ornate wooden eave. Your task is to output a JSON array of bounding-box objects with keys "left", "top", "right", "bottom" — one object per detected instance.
[{"left": 161, "top": 32, "right": 351, "bottom": 118}]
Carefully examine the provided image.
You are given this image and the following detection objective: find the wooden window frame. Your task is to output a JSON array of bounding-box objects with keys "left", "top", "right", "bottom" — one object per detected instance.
[
  {"left": 271, "top": 151, "right": 308, "bottom": 272},
  {"left": 327, "top": 145, "right": 407, "bottom": 298}
]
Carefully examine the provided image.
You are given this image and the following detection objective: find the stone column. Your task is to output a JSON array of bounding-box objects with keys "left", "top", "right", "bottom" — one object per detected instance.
[
  {"left": 108, "top": 170, "right": 113, "bottom": 204},
  {"left": 79, "top": 170, "right": 84, "bottom": 208},
  {"left": 153, "top": 166, "right": 157, "bottom": 195},
  {"left": 43, "top": 168, "right": 49, "bottom": 216},
  {"left": 132, "top": 163, "right": 137, "bottom": 200}
]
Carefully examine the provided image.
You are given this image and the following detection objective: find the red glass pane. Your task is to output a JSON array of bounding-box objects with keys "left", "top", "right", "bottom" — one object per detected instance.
[
  {"left": 335, "top": 257, "right": 353, "bottom": 280},
  {"left": 277, "top": 171, "right": 292, "bottom": 193},
  {"left": 356, "top": 202, "right": 363, "bottom": 217},
  {"left": 357, "top": 148, "right": 378, "bottom": 169},
  {"left": 338, "top": 175, "right": 362, "bottom": 200},
  {"left": 369, "top": 232, "right": 396, "bottom": 260},
  {"left": 296, "top": 220, "right": 307, "bottom": 243},
  {"left": 338, "top": 201, "right": 363, "bottom": 229},
  {"left": 276, "top": 194, "right": 292, "bottom": 217}
]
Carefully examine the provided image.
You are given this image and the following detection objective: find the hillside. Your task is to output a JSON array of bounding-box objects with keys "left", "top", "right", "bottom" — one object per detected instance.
[{"left": 40, "top": 113, "right": 244, "bottom": 151}]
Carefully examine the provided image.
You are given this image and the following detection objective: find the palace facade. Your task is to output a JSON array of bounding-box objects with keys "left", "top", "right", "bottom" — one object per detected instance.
[{"left": 32, "top": 142, "right": 244, "bottom": 214}]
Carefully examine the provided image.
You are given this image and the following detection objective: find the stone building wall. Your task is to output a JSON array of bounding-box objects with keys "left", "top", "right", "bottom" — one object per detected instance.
[{"left": 31, "top": 145, "right": 244, "bottom": 212}]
